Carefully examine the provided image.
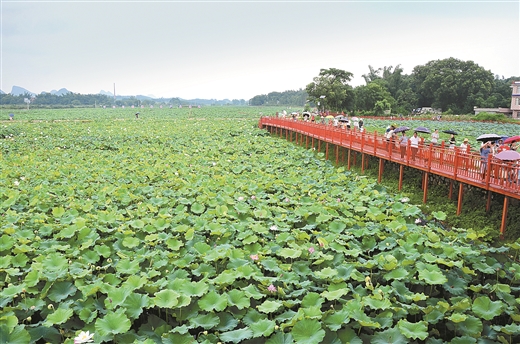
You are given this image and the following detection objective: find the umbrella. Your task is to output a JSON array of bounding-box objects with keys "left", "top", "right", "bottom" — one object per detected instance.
[
  {"left": 337, "top": 116, "right": 349, "bottom": 122},
  {"left": 325, "top": 115, "right": 334, "bottom": 119},
  {"left": 442, "top": 130, "right": 458, "bottom": 135},
  {"left": 351, "top": 116, "right": 359, "bottom": 121},
  {"left": 504, "top": 135, "right": 520, "bottom": 144},
  {"left": 494, "top": 150, "right": 520, "bottom": 161},
  {"left": 302, "top": 112, "right": 311, "bottom": 118},
  {"left": 394, "top": 126, "right": 410, "bottom": 133},
  {"left": 414, "top": 126, "right": 431, "bottom": 134},
  {"left": 476, "top": 133, "right": 502, "bottom": 142}
]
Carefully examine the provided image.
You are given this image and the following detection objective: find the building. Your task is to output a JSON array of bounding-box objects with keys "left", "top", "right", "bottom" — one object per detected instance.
[
  {"left": 474, "top": 80, "right": 520, "bottom": 118},
  {"left": 511, "top": 80, "right": 520, "bottom": 118}
]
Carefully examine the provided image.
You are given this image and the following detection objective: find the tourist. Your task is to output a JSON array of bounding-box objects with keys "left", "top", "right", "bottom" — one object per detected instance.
[
  {"left": 431, "top": 129, "right": 439, "bottom": 145},
  {"left": 410, "top": 132, "right": 420, "bottom": 161},
  {"left": 497, "top": 139, "right": 510, "bottom": 153},
  {"left": 399, "top": 132, "right": 408, "bottom": 159},
  {"left": 385, "top": 124, "right": 396, "bottom": 151},
  {"left": 449, "top": 134, "right": 456, "bottom": 149},
  {"left": 460, "top": 138, "right": 470, "bottom": 170},
  {"left": 480, "top": 141, "right": 492, "bottom": 180}
]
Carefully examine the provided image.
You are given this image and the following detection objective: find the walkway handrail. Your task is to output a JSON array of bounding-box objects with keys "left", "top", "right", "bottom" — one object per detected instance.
[{"left": 259, "top": 117, "right": 520, "bottom": 200}]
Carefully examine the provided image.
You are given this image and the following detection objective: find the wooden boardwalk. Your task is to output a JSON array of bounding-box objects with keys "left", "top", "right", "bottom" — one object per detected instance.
[{"left": 259, "top": 117, "right": 520, "bottom": 237}]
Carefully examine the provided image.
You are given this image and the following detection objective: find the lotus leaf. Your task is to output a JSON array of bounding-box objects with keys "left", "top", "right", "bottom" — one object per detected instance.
[
  {"left": 95, "top": 310, "right": 131, "bottom": 337},
  {"left": 291, "top": 319, "right": 325, "bottom": 344},
  {"left": 472, "top": 296, "right": 504, "bottom": 320}
]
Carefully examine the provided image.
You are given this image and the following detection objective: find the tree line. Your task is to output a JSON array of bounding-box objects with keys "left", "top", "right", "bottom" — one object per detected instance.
[
  {"left": 254, "top": 57, "right": 518, "bottom": 115},
  {"left": 0, "top": 93, "right": 248, "bottom": 108}
]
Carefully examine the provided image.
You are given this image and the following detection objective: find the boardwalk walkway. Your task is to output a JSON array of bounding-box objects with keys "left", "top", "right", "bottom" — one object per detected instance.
[{"left": 259, "top": 117, "right": 520, "bottom": 236}]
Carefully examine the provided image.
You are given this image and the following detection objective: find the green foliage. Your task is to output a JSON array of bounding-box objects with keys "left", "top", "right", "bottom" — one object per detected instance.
[
  {"left": 474, "top": 112, "right": 508, "bottom": 121},
  {"left": 1, "top": 108, "right": 520, "bottom": 343}
]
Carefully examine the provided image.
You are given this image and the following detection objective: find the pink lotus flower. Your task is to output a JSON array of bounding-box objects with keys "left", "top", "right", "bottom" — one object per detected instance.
[
  {"left": 251, "top": 195, "right": 256, "bottom": 200},
  {"left": 238, "top": 196, "right": 244, "bottom": 201},
  {"left": 267, "top": 284, "right": 276, "bottom": 293},
  {"left": 250, "top": 254, "right": 259, "bottom": 261},
  {"left": 308, "top": 247, "right": 315, "bottom": 254}
]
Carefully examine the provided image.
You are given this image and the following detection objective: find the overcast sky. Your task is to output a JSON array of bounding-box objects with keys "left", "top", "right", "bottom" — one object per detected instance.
[{"left": 1, "top": 0, "right": 519, "bottom": 100}]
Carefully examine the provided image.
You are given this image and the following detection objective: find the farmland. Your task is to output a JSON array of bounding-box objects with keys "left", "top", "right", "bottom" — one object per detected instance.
[{"left": 1, "top": 108, "right": 520, "bottom": 343}]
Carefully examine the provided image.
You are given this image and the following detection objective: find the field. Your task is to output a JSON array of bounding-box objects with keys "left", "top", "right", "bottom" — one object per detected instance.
[{"left": 1, "top": 107, "right": 520, "bottom": 343}]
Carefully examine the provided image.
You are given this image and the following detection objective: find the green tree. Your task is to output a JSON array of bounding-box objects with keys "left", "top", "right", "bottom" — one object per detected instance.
[
  {"left": 411, "top": 57, "right": 494, "bottom": 114},
  {"left": 305, "top": 68, "right": 354, "bottom": 112},
  {"left": 353, "top": 82, "right": 395, "bottom": 114}
]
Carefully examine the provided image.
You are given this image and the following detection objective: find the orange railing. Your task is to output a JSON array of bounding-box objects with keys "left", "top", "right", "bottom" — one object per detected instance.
[{"left": 259, "top": 117, "right": 520, "bottom": 199}]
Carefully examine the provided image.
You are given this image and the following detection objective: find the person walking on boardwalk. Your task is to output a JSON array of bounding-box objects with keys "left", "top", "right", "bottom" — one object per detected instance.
[
  {"left": 410, "top": 131, "right": 420, "bottom": 161},
  {"left": 431, "top": 129, "right": 439, "bottom": 145},
  {"left": 385, "top": 124, "right": 396, "bottom": 152},
  {"left": 480, "top": 141, "right": 492, "bottom": 180},
  {"left": 460, "top": 138, "right": 470, "bottom": 170},
  {"left": 399, "top": 132, "right": 409, "bottom": 159}
]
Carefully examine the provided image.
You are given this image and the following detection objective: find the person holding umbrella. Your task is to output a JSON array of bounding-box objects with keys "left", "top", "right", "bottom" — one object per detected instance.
[
  {"left": 480, "top": 141, "right": 492, "bottom": 180},
  {"left": 410, "top": 131, "right": 420, "bottom": 162},
  {"left": 449, "top": 134, "right": 456, "bottom": 149},
  {"left": 398, "top": 131, "right": 409, "bottom": 159}
]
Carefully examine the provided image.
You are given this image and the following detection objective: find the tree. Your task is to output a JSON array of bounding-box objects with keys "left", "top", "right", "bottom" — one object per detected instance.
[
  {"left": 411, "top": 57, "right": 494, "bottom": 114},
  {"left": 305, "top": 68, "right": 355, "bottom": 112},
  {"left": 353, "top": 82, "right": 395, "bottom": 114}
]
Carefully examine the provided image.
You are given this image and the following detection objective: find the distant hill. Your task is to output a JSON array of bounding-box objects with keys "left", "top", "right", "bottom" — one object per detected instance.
[
  {"left": 11, "top": 86, "right": 36, "bottom": 96},
  {"left": 50, "top": 88, "right": 71, "bottom": 96},
  {"left": 3, "top": 85, "right": 245, "bottom": 105}
]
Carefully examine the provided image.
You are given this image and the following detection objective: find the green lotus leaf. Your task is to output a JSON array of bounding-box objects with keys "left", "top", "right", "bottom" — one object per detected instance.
[
  {"left": 122, "top": 236, "right": 140, "bottom": 248},
  {"left": 456, "top": 315, "right": 483, "bottom": 337},
  {"left": 198, "top": 290, "right": 228, "bottom": 312},
  {"left": 397, "top": 319, "right": 428, "bottom": 340},
  {"left": 166, "top": 238, "right": 183, "bottom": 251},
  {"left": 321, "top": 288, "right": 348, "bottom": 301},
  {"left": 257, "top": 300, "right": 283, "bottom": 314},
  {"left": 243, "top": 285, "right": 264, "bottom": 300},
  {"left": 162, "top": 333, "right": 194, "bottom": 344},
  {"left": 94, "top": 244, "right": 112, "bottom": 257},
  {"left": 178, "top": 279, "right": 209, "bottom": 297},
  {"left": 189, "top": 313, "right": 220, "bottom": 330},
  {"left": 216, "top": 312, "right": 239, "bottom": 332},
  {"left": 383, "top": 267, "right": 409, "bottom": 280},
  {"left": 495, "top": 323, "right": 520, "bottom": 335},
  {"left": 0, "top": 325, "right": 31, "bottom": 344},
  {"left": 95, "top": 310, "right": 131, "bottom": 336},
  {"left": 191, "top": 202, "right": 206, "bottom": 214},
  {"left": 213, "top": 270, "right": 237, "bottom": 285},
  {"left": 432, "top": 211, "right": 447, "bottom": 221},
  {"left": 291, "top": 319, "right": 325, "bottom": 344},
  {"left": 449, "top": 336, "right": 477, "bottom": 343},
  {"left": 301, "top": 292, "right": 323, "bottom": 308},
  {"left": 314, "top": 267, "right": 338, "bottom": 279},
  {"left": 278, "top": 248, "right": 301, "bottom": 259},
  {"left": 417, "top": 265, "right": 447, "bottom": 285},
  {"left": 0, "top": 284, "right": 24, "bottom": 298},
  {"left": 219, "top": 328, "right": 253, "bottom": 343},
  {"left": 372, "top": 327, "right": 408, "bottom": 344},
  {"left": 47, "top": 281, "right": 77, "bottom": 302},
  {"left": 266, "top": 332, "right": 294, "bottom": 344},
  {"left": 250, "top": 318, "right": 276, "bottom": 337},
  {"left": 116, "top": 259, "right": 140, "bottom": 275},
  {"left": 472, "top": 296, "right": 504, "bottom": 320},
  {"left": 56, "top": 224, "right": 78, "bottom": 239},
  {"left": 227, "top": 289, "right": 250, "bottom": 310},
  {"left": 193, "top": 242, "right": 211, "bottom": 254},
  {"left": 329, "top": 220, "right": 346, "bottom": 234},
  {"left": 130, "top": 219, "right": 145, "bottom": 229},
  {"left": 448, "top": 313, "right": 467, "bottom": 323},
  {"left": 52, "top": 206, "right": 65, "bottom": 217},
  {"left": 363, "top": 296, "right": 392, "bottom": 310},
  {"left": 323, "top": 308, "right": 350, "bottom": 331},
  {"left": 153, "top": 289, "right": 179, "bottom": 308},
  {"left": 105, "top": 286, "right": 132, "bottom": 309},
  {"left": 44, "top": 307, "right": 73, "bottom": 326}
]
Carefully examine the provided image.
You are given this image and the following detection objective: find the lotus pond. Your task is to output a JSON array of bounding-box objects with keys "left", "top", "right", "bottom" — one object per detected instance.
[{"left": 1, "top": 108, "right": 520, "bottom": 343}]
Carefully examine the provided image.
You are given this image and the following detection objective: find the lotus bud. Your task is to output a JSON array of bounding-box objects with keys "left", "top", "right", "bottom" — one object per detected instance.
[
  {"left": 48, "top": 304, "right": 54, "bottom": 310},
  {"left": 26, "top": 316, "right": 32, "bottom": 322},
  {"left": 203, "top": 331, "right": 208, "bottom": 335}
]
